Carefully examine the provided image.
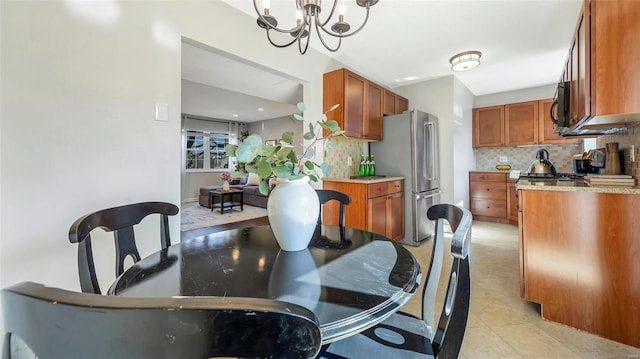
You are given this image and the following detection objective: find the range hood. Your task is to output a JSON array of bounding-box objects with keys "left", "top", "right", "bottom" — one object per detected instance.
[{"left": 557, "top": 113, "right": 640, "bottom": 137}]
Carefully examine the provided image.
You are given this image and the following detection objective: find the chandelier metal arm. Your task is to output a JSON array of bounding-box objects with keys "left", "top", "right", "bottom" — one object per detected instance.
[
  {"left": 265, "top": 29, "right": 301, "bottom": 48},
  {"left": 314, "top": 18, "right": 341, "bottom": 52},
  {"left": 317, "top": 0, "right": 339, "bottom": 27},
  {"left": 252, "top": 0, "right": 377, "bottom": 54},
  {"left": 253, "top": 0, "right": 301, "bottom": 35},
  {"left": 318, "top": 5, "right": 371, "bottom": 38},
  {"left": 298, "top": 30, "right": 311, "bottom": 54}
]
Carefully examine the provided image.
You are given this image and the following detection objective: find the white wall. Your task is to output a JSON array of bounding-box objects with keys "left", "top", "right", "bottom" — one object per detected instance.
[
  {"left": 247, "top": 115, "right": 303, "bottom": 151},
  {"left": 474, "top": 83, "right": 556, "bottom": 107},
  {"left": 0, "top": 1, "right": 336, "bottom": 327},
  {"left": 452, "top": 77, "right": 475, "bottom": 208}
]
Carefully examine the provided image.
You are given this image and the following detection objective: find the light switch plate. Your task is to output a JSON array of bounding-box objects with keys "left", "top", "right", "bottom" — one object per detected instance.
[
  {"left": 347, "top": 156, "right": 353, "bottom": 166},
  {"left": 499, "top": 156, "right": 508, "bottom": 163},
  {"left": 155, "top": 102, "right": 169, "bottom": 122}
]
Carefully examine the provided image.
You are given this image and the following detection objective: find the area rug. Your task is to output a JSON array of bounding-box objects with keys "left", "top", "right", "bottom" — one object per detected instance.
[{"left": 180, "top": 202, "right": 268, "bottom": 231}]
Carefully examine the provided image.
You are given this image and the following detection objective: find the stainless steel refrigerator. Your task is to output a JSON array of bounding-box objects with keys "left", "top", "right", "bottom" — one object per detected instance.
[{"left": 371, "top": 110, "right": 440, "bottom": 246}]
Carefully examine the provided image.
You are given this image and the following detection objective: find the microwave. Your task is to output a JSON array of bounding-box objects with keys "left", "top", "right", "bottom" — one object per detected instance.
[{"left": 550, "top": 81, "right": 571, "bottom": 128}]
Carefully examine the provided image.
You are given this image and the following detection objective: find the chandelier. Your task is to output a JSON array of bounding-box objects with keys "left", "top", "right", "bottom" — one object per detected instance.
[{"left": 253, "top": 0, "right": 379, "bottom": 54}]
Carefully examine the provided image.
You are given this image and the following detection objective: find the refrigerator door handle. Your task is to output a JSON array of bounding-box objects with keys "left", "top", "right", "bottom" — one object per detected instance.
[
  {"left": 426, "top": 122, "right": 439, "bottom": 182},
  {"left": 416, "top": 190, "right": 442, "bottom": 200}
]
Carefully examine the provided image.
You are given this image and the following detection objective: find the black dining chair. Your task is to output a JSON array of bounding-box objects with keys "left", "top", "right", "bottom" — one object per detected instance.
[
  {"left": 316, "top": 189, "right": 351, "bottom": 226},
  {"left": 1, "top": 282, "right": 322, "bottom": 359},
  {"left": 317, "top": 203, "right": 473, "bottom": 359},
  {"left": 68, "top": 201, "right": 179, "bottom": 294},
  {"left": 313, "top": 190, "right": 352, "bottom": 249}
]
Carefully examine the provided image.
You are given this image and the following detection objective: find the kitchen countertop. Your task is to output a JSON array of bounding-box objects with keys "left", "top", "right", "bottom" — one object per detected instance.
[
  {"left": 323, "top": 176, "right": 404, "bottom": 184},
  {"left": 517, "top": 178, "right": 640, "bottom": 194},
  {"left": 469, "top": 170, "right": 514, "bottom": 173}
]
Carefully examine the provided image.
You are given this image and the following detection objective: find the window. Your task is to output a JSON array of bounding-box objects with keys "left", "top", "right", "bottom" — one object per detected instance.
[
  {"left": 209, "top": 134, "right": 229, "bottom": 169},
  {"left": 185, "top": 131, "right": 229, "bottom": 171},
  {"left": 186, "top": 133, "right": 204, "bottom": 169}
]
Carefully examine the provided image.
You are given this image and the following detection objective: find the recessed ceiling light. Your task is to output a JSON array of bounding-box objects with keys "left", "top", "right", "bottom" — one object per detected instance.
[
  {"left": 232, "top": 114, "right": 238, "bottom": 117},
  {"left": 392, "top": 76, "right": 420, "bottom": 83},
  {"left": 258, "top": 108, "right": 264, "bottom": 111}
]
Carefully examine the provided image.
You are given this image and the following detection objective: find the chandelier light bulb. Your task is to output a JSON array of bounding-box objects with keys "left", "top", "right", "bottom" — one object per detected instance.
[
  {"left": 339, "top": 3, "right": 346, "bottom": 16},
  {"left": 263, "top": 0, "right": 270, "bottom": 11}
]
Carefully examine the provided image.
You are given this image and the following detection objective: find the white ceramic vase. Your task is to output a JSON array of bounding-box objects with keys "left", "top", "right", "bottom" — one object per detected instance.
[
  {"left": 222, "top": 180, "right": 230, "bottom": 191},
  {"left": 267, "top": 176, "right": 319, "bottom": 251}
]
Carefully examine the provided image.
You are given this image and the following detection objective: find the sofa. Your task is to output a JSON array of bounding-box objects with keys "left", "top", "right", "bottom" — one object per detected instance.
[{"left": 198, "top": 174, "right": 270, "bottom": 209}]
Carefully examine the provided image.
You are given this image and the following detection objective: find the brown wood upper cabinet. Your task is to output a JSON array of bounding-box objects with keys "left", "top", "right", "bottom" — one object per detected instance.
[
  {"left": 383, "top": 89, "right": 409, "bottom": 116},
  {"left": 324, "top": 68, "right": 408, "bottom": 140},
  {"left": 397, "top": 96, "right": 409, "bottom": 113},
  {"left": 474, "top": 99, "right": 580, "bottom": 147},
  {"left": 505, "top": 101, "right": 538, "bottom": 146},
  {"left": 323, "top": 68, "right": 383, "bottom": 140},
  {"left": 559, "top": 0, "right": 640, "bottom": 129},
  {"left": 472, "top": 105, "right": 504, "bottom": 147}
]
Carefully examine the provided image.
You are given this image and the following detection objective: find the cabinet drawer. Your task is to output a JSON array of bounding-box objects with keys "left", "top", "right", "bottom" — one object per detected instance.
[
  {"left": 470, "top": 172, "right": 506, "bottom": 182},
  {"left": 386, "top": 180, "right": 403, "bottom": 194},
  {"left": 367, "top": 180, "right": 403, "bottom": 198},
  {"left": 471, "top": 198, "right": 507, "bottom": 218},
  {"left": 368, "top": 183, "right": 387, "bottom": 198},
  {"left": 470, "top": 181, "right": 507, "bottom": 200}
]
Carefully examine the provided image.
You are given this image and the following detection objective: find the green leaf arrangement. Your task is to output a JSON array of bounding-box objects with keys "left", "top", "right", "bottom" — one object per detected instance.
[{"left": 225, "top": 102, "right": 344, "bottom": 195}]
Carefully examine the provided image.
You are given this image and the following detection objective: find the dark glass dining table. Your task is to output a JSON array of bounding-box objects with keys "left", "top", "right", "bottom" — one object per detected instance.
[{"left": 109, "top": 225, "right": 422, "bottom": 344}]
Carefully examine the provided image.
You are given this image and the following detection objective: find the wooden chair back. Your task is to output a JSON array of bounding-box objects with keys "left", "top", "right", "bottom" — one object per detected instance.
[
  {"left": 316, "top": 189, "right": 351, "bottom": 226},
  {"left": 424, "top": 203, "right": 473, "bottom": 358},
  {"left": 68, "top": 202, "right": 179, "bottom": 294},
  {"left": 2, "top": 282, "right": 322, "bottom": 359}
]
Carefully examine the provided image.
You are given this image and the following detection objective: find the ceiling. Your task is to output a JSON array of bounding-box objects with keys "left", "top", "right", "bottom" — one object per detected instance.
[
  {"left": 181, "top": 41, "right": 302, "bottom": 122},
  {"left": 182, "top": 0, "right": 583, "bottom": 122}
]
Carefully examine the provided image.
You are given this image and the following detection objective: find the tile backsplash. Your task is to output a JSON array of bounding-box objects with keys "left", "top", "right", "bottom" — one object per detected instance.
[
  {"left": 475, "top": 144, "right": 583, "bottom": 173},
  {"left": 597, "top": 127, "right": 640, "bottom": 178},
  {"left": 324, "top": 128, "right": 640, "bottom": 180},
  {"left": 323, "top": 137, "right": 364, "bottom": 178}
]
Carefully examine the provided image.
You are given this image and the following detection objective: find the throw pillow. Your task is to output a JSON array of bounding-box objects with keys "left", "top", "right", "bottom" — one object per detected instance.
[{"left": 247, "top": 172, "right": 261, "bottom": 186}]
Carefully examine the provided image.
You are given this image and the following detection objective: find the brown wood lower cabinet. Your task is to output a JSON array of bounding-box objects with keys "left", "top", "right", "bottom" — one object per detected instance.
[
  {"left": 519, "top": 189, "right": 640, "bottom": 347},
  {"left": 469, "top": 172, "right": 509, "bottom": 223},
  {"left": 507, "top": 180, "right": 518, "bottom": 224},
  {"left": 322, "top": 179, "right": 404, "bottom": 241}
]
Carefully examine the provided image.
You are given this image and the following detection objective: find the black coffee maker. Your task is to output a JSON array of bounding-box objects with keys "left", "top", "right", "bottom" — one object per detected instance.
[
  {"left": 574, "top": 149, "right": 606, "bottom": 174},
  {"left": 573, "top": 159, "right": 591, "bottom": 174}
]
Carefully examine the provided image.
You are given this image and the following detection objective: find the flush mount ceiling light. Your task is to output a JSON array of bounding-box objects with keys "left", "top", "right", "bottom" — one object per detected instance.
[
  {"left": 449, "top": 51, "right": 482, "bottom": 72},
  {"left": 254, "top": 0, "right": 378, "bottom": 55}
]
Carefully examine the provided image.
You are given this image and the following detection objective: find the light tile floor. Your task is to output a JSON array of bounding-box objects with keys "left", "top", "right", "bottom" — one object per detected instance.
[{"left": 401, "top": 220, "right": 640, "bottom": 359}]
